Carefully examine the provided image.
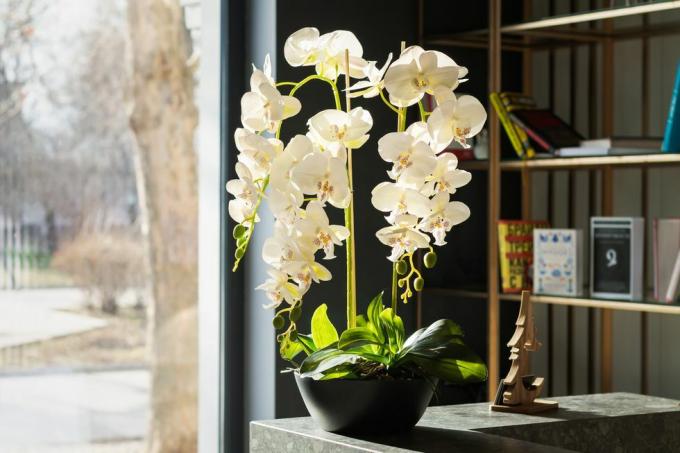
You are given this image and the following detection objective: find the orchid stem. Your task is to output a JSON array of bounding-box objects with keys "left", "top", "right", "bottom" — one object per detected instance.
[
  {"left": 391, "top": 262, "right": 398, "bottom": 313},
  {"left": 344, "top": 49, "right": 357, "bottom": 330}
]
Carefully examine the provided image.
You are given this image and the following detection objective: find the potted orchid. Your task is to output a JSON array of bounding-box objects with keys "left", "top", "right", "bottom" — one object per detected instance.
[{"left": 228, "top": 27, "right": 488, "bottom": 433}]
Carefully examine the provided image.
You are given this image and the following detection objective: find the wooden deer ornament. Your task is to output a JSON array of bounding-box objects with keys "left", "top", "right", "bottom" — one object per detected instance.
[{"left": 490, "top": 290, "right": 559, "bottom": 414}]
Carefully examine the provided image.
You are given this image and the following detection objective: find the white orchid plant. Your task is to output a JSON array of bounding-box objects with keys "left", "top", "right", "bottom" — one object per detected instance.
[{"left": 228, "top": 28, "right": 488, "bottom": 382}]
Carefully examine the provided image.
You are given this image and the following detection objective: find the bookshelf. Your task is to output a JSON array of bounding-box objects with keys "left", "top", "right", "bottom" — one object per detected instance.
[{"left": 418, "top": 0, "right": 680, "bottom": 400}]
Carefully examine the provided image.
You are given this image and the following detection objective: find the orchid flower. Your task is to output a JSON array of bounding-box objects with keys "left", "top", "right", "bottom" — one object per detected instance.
[
  {"left": 241, "top": 58, "right": 302, "bottom": 133},
  {"left": 235, "top": 128, "right": 283, "bottom": 179},
  {"left": 269, "top": 134, "right": 315, "bottom": 197},
  {"left": 383, "top": 45, "right": 468, "bottom": 107},
  {"left": 377, "top": 128, "right": 436, "bottom": 184},
  {"left": 256, "top": 268, "right": 302, "bottom": 308},
  {"left": 418, "top": 193, "right": 470, "bottom": 246},
  {"left": 376, "top": 214, "right": 431, "bottom": 262},
  {"left": 268, "top": 188, "right": 304, "bottom": 226},
  {"left": 284, "top": 27, "right": 368, "bottom": 80},
  {"left": 262, "top": 225, "right": 332, "bottom": 292},
  {"left": 427, "top": 94, "right": 487, "bottom": 152},
  {"left": 291, "top": 150, "right": 350, "bottom": 208},
  {"left": 422, "top": 153, "right": 472, "bottom": 196},
  {"left": 295, "top": 201, "right": 349, "bottom": 259},
  {"left": 226, "top": 162, "right": 260, "bottom": 223},
  {"left": 347, "top": 53, "right": 393, "bottom": 98},
  {"left": 308, "top": 107, "right": 373, "bottom": 150},
  {"left": 371, "top": 182, "right": 430, "bottom": 223}
]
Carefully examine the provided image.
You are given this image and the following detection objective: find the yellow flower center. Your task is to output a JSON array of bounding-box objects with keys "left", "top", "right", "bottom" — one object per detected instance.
[
  {"left": 413, "top": 73, "right": 429, "bottom": 89},
  {"left": 330, "top": 124, "right": 347, "bottom": 141}
]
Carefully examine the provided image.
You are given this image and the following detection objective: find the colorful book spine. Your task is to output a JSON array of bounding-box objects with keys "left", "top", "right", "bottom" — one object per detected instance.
[
  {"left": 662, "top": 61, "right": 680, "bottom": 153},
  {"left": 490, "top": 92, "right": 529, "bottom": 159},
  {"left": 500, "top": 93, "right": 536, "bottom": 158},
  {"left": 498, "top": 220, "right": 549, "bottom": 293}
]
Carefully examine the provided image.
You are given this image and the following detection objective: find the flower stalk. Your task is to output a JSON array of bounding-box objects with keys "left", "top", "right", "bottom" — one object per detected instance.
[{"left": 344, "top": 49, "right": 357, "bottom": 329}]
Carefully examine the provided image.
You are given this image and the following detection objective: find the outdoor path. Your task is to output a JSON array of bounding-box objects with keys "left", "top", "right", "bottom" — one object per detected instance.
[
  {"left": 0, "top": 288, "right": 107, "bottom": 349},
  {"left": 0, "top": 368, "right": 149, "bottom": 452}
]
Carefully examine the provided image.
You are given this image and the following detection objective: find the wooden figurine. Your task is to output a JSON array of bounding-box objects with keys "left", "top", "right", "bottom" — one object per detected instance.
[{"left": 490, "top": 290, "right": 559, "bottom": 414}]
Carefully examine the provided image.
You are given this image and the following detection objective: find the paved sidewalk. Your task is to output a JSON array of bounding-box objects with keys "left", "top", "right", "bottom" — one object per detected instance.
[
  {"left": 0, "top": 288, "right": 107, "bottom": 349},
  {"left": 0, "top": 368, "right": 149, "bottom": 451}
]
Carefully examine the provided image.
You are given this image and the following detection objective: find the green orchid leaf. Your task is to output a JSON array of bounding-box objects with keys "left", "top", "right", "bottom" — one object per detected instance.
[
  {"left": 406, "top": 346, "right": 488, "bottom": 383},
  {"left": 379, "top": 308, "right": 405, "bottom": 355},
  {"left": 311, "top": 304, "right": 339, "bottom": 349},
  {"left": 399, "top": 319, "right": 464, "bottom": 358},
  {"left": 338, "top": 327, "right": 381, "bottom": 350},
  {"left": 296, "top": 333, "right": 317, "bottom": 355},
  {"left": 279, "top": 334, "right": 304, "bottom": 362},
  {"left": 299, "top": 349, "right": 361, "bottom": 379},
  {"left": 356, "top": 314, "right": 368, "bottom": 327},
  {"left": 367, "top": 291, "right": 386, "bottom": 343}
]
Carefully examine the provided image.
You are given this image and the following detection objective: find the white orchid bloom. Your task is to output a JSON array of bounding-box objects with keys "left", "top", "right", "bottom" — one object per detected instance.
[
  {"left": 371, "top": 182, "right": 431, "bottom": 223},
  {"left": 308, "top": 107, "right": 373, "bottom": 150},
  {"left": 295, "top": 201, "right": 349, "bottom": 259},
  {"left": 422, "top": 153, "right": 472, "bottom": 196},
  {"left": 376, "top": 214, "right": 431, "bottom": 262},
  {"left": 226, "top": 162, "right": 260, "bottom": 223},
  {"left": 283, "top": 254, "right": 332, "bottom": 292},
  {"left": 268, "top": 188, "right": 303, "bottom": 226},
  {"left": 235, "top": 128, "right": 283, "bottom": 179},
  {"left": 428, "top": 94, "right": 487, "bottom": 152},
  {"left": 256, "top": 268, "right": 302, "bottom": 308},
  {"left": 377, "top": 129, "right": 436, "bottom": 184},
  {"left": 263, "top": 226, "right": 332, "bottom": 291},
  {"left": 383, "top": 45, "right": 468, "bottom": 107},
  {"left": 241, "top": 58, "right": 301, "bottom": 133},
  {"left": 250, "top": 54, "right": 275, "bottom": 90},
  {"left": 347, "top": 53, "right": 393, "bottom": 98},
  {"left": 284, "top": 27, "right": 368, "bottom": 80},
  {"left": 419, "top": 193, "right": 470, "bottom": 246},
  {"left": 291, "top": 150, "right": 350, "bottom": 208},
  {"left": 270, "top": 135, "right": 315, "bottom": 186}
]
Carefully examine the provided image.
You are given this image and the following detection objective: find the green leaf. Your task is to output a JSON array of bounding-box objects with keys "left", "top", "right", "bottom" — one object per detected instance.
[
  {"left": 299, "top": 348, "right": 360, "bottom": 378},
  {"left": 407, "top": 345, "right": 488, "bottom": 383},
  {"left": 296, "top": 333, "right": 317, "bottom": 355},
  {"left": 356, "top": 315, "right": 368, "bottom": 327},
  {"left": 379, "top": 308, "right": 405, "bottom": 355},
  {"left": 399, "top": 319, "right": 464, "bottom": 358},
  {"left": 367, "top": 291, "right": 386, "bottom": 343},
  {"left": 311, "top": 304, "right": 339, "bottom": 349},
  {"left": 279, "top": 335, "right": 304, "bottom": 362},
  {"left": 338, "top": 327, "right": 381, "bottom": 350}
]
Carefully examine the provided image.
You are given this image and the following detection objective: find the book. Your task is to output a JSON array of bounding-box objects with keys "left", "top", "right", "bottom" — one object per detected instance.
[
  {"left": 510, "top": 109, "right": 583, "bottom": 152},
  {"left": 554, "top": 147, "right": 662, "bottom": 157},
  {"left": 489, "top": 92, "right": 534, "bottom": 159},
  {"left": 498, "top": 220, "right": 549, "bottom": 293},
  {"left": 662, "top": 61, "right": 680, "bottom": 153},
  {"left": 665, "top": 251, "right": 680, "bottom": 303},
  {"left": 499, "top": 92, "right": 537, "bottom": 159},
  {"left": 533, "top": 229, "right": 584, "bottom": 297},
  {"left": 581, "top": 137, "right": 662, "bottom": 149},
  {"left": 653, "top": 218, "right": 680, "bottom": 302},
  {"left": 590, "top": 217, "right": 644, "bottom": 301}
]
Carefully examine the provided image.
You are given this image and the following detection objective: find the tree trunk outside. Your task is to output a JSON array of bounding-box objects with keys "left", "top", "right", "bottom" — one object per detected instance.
[{"left": 127, "top": 1, "right": 198, "bottom": 452}]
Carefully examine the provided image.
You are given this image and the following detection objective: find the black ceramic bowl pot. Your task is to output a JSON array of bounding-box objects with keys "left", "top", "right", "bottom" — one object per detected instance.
[{"left": 295, "top": 373, "right": 437, "bottom": 433}]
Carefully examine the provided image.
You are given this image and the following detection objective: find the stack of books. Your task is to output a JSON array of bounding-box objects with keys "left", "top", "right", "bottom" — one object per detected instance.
[{"left": 489, "top": 90, "right": 677, "bottom": 158}]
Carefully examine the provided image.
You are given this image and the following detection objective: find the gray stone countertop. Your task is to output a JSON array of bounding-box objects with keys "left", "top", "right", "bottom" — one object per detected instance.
[{"left": 251, "top": 392, "right": 680, "bottom": 453}]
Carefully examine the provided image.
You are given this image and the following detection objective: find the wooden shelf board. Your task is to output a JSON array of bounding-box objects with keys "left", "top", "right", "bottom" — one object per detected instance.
[
  {"left": 425, "top": 1, "right": 680, "bottom": 44},
  {"left": 424, "top": 288, "right": 680, "bottom": 315},
  {"left": 458, "top": 153, "right": 680, "bottom": 171}
]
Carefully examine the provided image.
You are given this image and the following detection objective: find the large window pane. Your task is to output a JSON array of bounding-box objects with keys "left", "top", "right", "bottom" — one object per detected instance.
[{"left": 0, "top": 1, "right": 199, "bottom": 451}]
